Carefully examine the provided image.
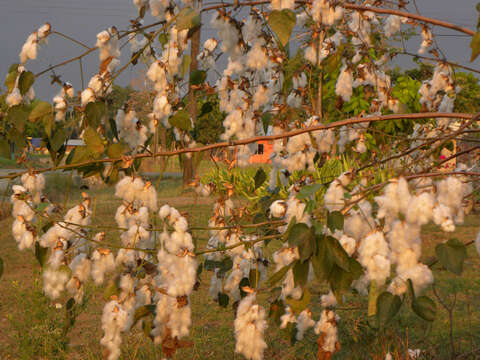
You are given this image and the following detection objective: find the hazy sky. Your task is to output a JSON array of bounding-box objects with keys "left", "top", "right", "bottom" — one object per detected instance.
[{"left": 0, "top": 0, "right": 478, "bottom": 100}]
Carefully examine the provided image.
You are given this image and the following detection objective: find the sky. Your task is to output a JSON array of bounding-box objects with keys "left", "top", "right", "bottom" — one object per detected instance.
[{"left": 0, "top": 0, "right": 478, "bottom": 100}]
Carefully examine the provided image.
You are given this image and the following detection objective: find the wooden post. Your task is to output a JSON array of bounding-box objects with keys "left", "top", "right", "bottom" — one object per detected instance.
[{"left": 183, "top": 0, "right": 202, "bottom": 187}]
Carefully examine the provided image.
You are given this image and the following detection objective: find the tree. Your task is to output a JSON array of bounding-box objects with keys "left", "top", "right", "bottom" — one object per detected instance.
[{"left": 2, "top": 1, "right": 480, "bottom": 359}]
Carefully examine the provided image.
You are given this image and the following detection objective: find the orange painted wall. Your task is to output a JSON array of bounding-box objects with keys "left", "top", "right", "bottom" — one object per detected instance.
[{"left": 249, "top": 140, "right": 273, "bottom": 164}]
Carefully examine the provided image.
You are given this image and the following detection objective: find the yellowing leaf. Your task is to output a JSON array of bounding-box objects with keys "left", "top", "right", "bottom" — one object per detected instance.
[{"left": 268, "top": 10, "right": 296, "bottom": 47}]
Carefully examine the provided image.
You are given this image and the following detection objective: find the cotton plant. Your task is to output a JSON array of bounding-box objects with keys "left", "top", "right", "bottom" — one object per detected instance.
[{"left": 3, "top": 0, "right": 480, "bottom": 359}]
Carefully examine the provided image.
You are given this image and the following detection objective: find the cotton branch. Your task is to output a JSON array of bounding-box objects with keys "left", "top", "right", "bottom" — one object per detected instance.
[
  {"left": 200, "top": 1, "right": 476, "bottom": 36},
  {"left": 1, "top": 112, "right": 473, "bottom": 180}
]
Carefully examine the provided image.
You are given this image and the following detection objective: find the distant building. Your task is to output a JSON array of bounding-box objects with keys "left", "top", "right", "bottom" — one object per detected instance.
[
  {"left": 249, "top": 140, "right": 273, "bottom": 164},
  {"left": 66, "top": 139, "right": 85, "bottom": 152}
]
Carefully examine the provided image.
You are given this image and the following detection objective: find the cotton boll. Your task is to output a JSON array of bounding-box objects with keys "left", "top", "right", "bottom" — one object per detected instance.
[
  {"left": 6, "top": 88, "right": 23, "bottom": 107},
  {"left": 70, "top": 254, "right": 91, "bottom": 283},
  {"left": 339, "top": 234, "right": 356, "bottom": 256},
  {"left": 91, "top": 249, "right": 116, "bottom": 285},
  {"left": 336, "top": 65, "right": 353, "bottom": 102},
  {"left": 270, "top": 200, "right": 287, "bottom": 218},
  {"left": 296, "top": 309, "right": 315, "bottom": 341},
  {"left": 357, "top": 230, "right": 391, "bottom": 286},
  {"left": 321, "top": 291, "right": 338, "bottom": 308},
  {"left": 43, "top": 268, "right": 69, "bottom": 300},
  {"left": 149, "top": 0, "right": 168, "bottom": 19},
  {"left": 406, "top": 192, "right": 434, "bottom": 225},
  {"left": 324, "top": 179, "right": 344, "bottom": 211},
  {"left": 433, "top": 204, "right": 455, "bottom": 232},
  {"left": 436, "top": 177, "right": 465, "bottom": 211},
  {"left": 234, "top": 294, "right": 267, "bottom": 360},
  {"left": 204, "top": 38, "right": 218, "bottom": 52},
  {"left": 384, "top": 15, "right": 401, "bottom": 37},
  {"left": 158, "top": 204, "right": 171, "bottom": 219},
  {"left": 81, "top": 88, "right": 96, "bottom": 107},
  {"left": 314, "top": 309, "right": 340, "bottom": 353}
]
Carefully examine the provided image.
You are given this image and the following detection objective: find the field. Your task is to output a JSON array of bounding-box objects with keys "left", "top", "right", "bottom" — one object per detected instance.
[{"left": 0, "top": 174, "right": 479, "bottom": 359}]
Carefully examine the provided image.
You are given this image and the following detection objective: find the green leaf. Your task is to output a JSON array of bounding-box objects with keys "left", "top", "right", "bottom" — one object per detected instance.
[
  {"left": 103, "top": 280, "right": 120, "bottom": 301},
  {"left": 0, "top": 257, "right": 3, "bottom": 279},
  {"left": 106, "top": 143, "right": 124, "bottom": 159},
  {"left": 288, "top": 223, "right": 311, "bottom": 248},
  {"left": 158, "top": 33, "right": 168, "bottom": 46},
  {"left": 254, "top": 168, "right": 267, "bottom": 190},
  {"left": 376, "top": 292, "right": 402, "bottom": 327},
  {"left": 239, "top": 277, "right": 250, "bottom": 298},
  {"left": 180, "top": 54, "right": 191, "bottom": 78},
  {"left": 268, "top": 9, "right": 296, "bottom": 47},
  {"left": 49, "top": 127, "right": 66, "bottom": 152},
  {"left": 35, "top": 242, "right": 48, "bottom": 267},
  {"left": 134, "top": 305, "right": 155, "bottom": 324},
  {"left": 29, "top": 101, "right": 52, "bottom": 122},
  {"left": 176, "top": 7, "right": 200, "bottom": 31},
  {"left": 285, "top": 288, "right": 311, "bottom": 314},
  {"left": 84, "top": 126, "right": 104, "bottom": 155},
  {"left": 470, "top": 31, "right": 480, "bottom": 62},
  {"left": 269, "top": 299, "right": 286, "bottom": 326},
  {"left": 326, "top": 236, "right": 350, "bottom": 272},
  {"left": 266, "top": 263, "right": 293, "bottom": 287},
  {"left": 18, "top": 71, "right": 35, "bottom": 96},
  {"left": 169, "top": 109, "right": 192, "bottom": 131},
  {"left": 292, "top": 260, "right": 309, "bottom": 287},
  {"left": 327, "top": 211, "right": 344, "bottom": 232},
  {"left": 7, "top": 105, "right": 29, "bottom": 133},
  {"left": 412, "top": 296, "right": 436, "bottom": 322},
  {"left": 85, "top": 101, "right": 106, "bottom": 129},
  {"left": 199, "top": 102, "right": 213, "bottom": 117},
  {"left": 70, "top": 146, "right": 92, "bottom": 164},
  {"left": 190, "top": 69, "right": 207, "bottom": 85},
  {"left": 296, "top": 183, "right": 322, "bottom": 200},
  {"left": 218, "top": 292, "right": 229, "bottom": 308},
  {"left": 311, "top": 234, "right": 334, "bottom": 281},
  {"left": 0, "top": 139, "right": 11, "bottom": 159},
  {"left": 435, "top": 238, "right": 467, "bottom": 275},
  {"left": 4, "top": 64, "right": 18, "bottom": 92}
]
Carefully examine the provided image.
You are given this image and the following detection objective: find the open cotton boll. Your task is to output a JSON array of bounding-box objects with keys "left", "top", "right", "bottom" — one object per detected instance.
[
  {"left": 158, "top": 204, "right": 171, "bottom": 219},
  {"left": 324, "top": 179, "right": 345, "bottom": 211},
  {"left": 270, "top": 200, "right": 287, "bottom": 218},
  {"left": 314, "top": 309, "right": 340, "bottom": 353},
  {"left": 384, "top": 15, "right": 402, "bottom": 37},
  {"left": 436, "top": 177, "right": 465, "bottom": 211},
  {"left": 433, "top": 203, "right": 455, "bottom": 232},
  {"left": 234, "top": 293, "right": 267, "bottom": 360},
  {"left": 91, "top": 249, "right": 116, "bottom": 285},
  {"left": 6, "top": 88, "right": 23, "bottom": 107},
  {"left": 321, "top": 291, "right": 338, "bottom": 308},
  {"left": 357, "top": 230, "right": 391, "bottom": 286},
  {"left": 296, "top": 309, "right": 315, "bottom": 341},
  {"left": 101, "top": 300, "right": 128, "bottom": 360},
  {"left": 149, "top": 0, "right": 168, "bottom": 19},
  {"left": 280, "top": 306, "right": 296, "bottom": 329},
  {"left": 19, "top": 33, "right": 38, "bottom": 64},
  {"left": 70, "top": 254, "right": 91, "bottom": 283},
  {"left": 339, "top": 234, "right": 356, "bottom": 256},
  {"left": 336, "top": 65, "right": 353, "bottom": 102},
  {"left": 43, "top": 268, "right": 69, "bottom": 300},
  {"left": 406, "top": 192, "right": 434, "bottom": 225},
  {"left": 81, "top": 88, "right": 95, "bottom": 107}
]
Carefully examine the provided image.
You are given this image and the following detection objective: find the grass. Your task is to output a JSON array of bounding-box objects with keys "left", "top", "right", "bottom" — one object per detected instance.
[{"left": 0, "top": 176, "right": 479, "bottom": 359}]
